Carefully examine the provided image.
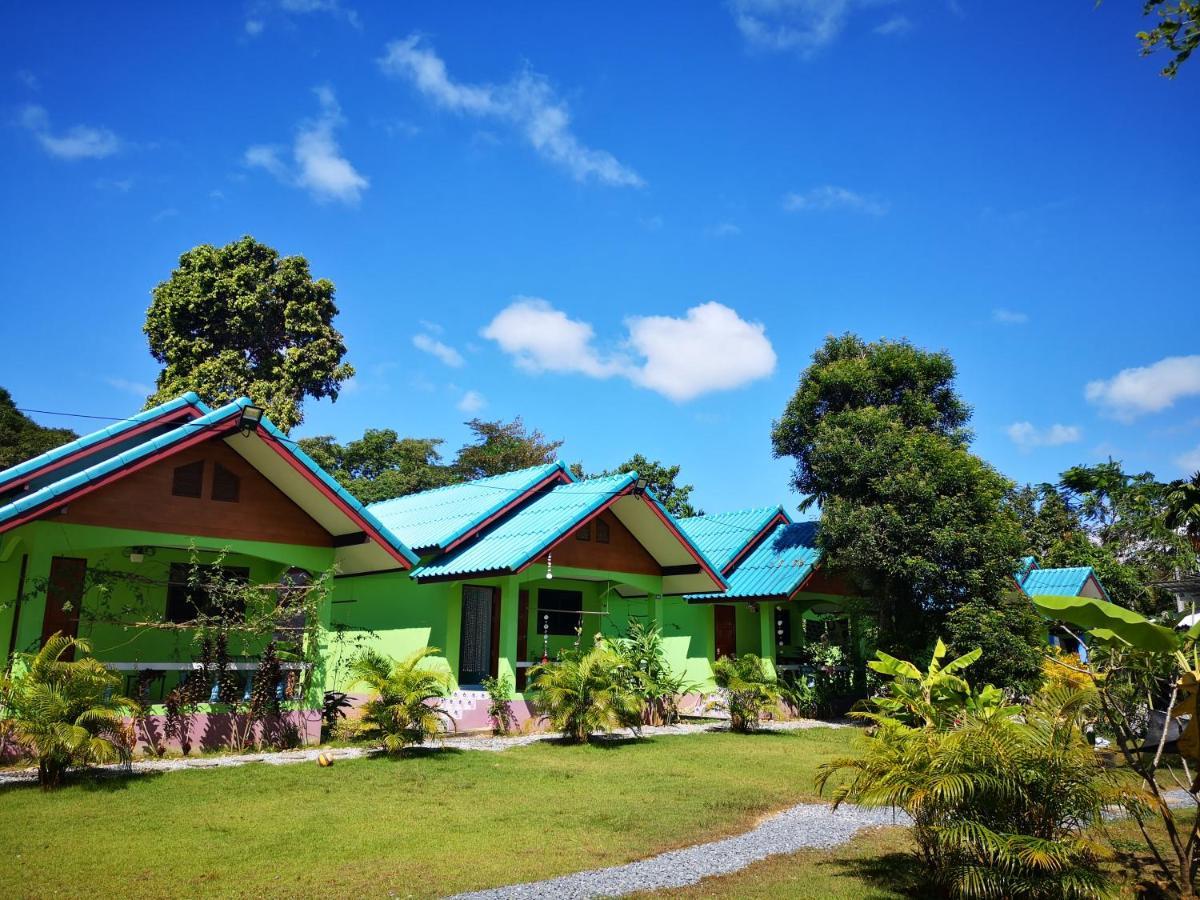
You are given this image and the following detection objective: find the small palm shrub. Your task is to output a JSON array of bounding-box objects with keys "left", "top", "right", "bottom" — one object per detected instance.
[
  {"left": 711, "top": 654, "right": 781, "bottom": 732},
  {"left": 528, "top": 646, "right": 643, "bottom": 743},
  {"left": 601, "top": 621, "right": 698, "bottom": 725},
  {"left": 2, "top": 632, "right": 137, "bottom": 789},
  {"left": 481, "top": 673, "right": 517, "bottom": 735},
  {"left": 818, "top": 643, "right": 1144, "bottom": 899},
  {"left": 349, "top": 647, "right": 454, "bottom": 753}
]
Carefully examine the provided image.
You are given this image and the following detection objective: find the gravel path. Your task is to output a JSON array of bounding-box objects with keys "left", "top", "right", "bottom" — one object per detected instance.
[
  {"left": 0, "top": 718, "right": 847, "bottom": 787},
  {"left": 448, "top": 801, "right": 909, "bottom": 900}
]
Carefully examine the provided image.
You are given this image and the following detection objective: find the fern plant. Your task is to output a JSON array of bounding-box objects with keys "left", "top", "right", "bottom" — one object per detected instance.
[
  {"left": 349, "top": 647, "right": 454, "bottom": 753},
  {"left": 528, "top": 645, "right": 643, "bottom": 743},
  {"left": 481, "top": 673, "right": 517, "bottom": 735},
  {"left": 2, "top": 632, "right": 137, "bottom": 788},
  {"left": 711, "top": 654, "right": 781, "bottom": 732}
]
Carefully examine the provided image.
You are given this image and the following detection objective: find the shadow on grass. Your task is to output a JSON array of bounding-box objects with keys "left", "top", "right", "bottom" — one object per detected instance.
[
  {"left": 827, "top": 849, "right": 928, "bottom": 897},
  {"left": 0, "top": 767, "right": 167, "bottom": 794},
  {"left": 375, "top": 746, "right": 467, "bottom": 762}
]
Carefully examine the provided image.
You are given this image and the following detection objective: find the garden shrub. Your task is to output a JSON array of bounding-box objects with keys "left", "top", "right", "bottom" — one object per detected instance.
[{"left": 711, "top": 654, "right": 781, "bottom": 732}]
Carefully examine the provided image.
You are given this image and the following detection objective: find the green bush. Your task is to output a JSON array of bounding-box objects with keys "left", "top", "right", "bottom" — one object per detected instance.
[
  {"left": 528, "top": 645, "right": 643, "bottom": 743},
  {"left": 349, "top": 647, "right": 454, "bottom": 753},
  {"left": 711, "top": 654, "right": 781, "bottom": 732},
  {"left": 480, "top": 673, "right": 516, "bottom": 736},
  {"left": 945, "top": 592, "right": 1046, "bottom": 698},
  {"left": 600, "top": 621, "right": 698, "bottom": 725},
  {"left": 2, "top": 633, "right": 138, "bottom": 788}
]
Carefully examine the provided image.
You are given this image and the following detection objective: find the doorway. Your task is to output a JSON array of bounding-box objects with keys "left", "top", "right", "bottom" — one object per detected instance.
[
  {"left": 714, "top": 605, "right": 737, "bottom": 659},
  {"left": 40, "top": 556, "right": 87, "bottom": 657},
  {"left": 459, "top": 585, "right": 499, "bottom": 685}
]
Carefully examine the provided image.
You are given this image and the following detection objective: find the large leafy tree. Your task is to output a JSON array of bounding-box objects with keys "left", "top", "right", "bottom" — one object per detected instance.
[
  {"left": 452, "top": 417, "right": 563, "bottom": 480},
  {"left": 599, "top": 454, "right": 701, "bottom": 518},
  {"left": 1166, "top": 471, "right": 1200, "bottom": 546},
  {"left": 298, "top": 430, "right": 451, "bottom": 503},
  {"left": 143, "top": 236, "right": 354, "bottom": 432},
  {"left": 771, "top": 335, "right": 1024, "bottom": 658},
  {"left": 0, "top": 388, "right": 77, "bottom": 470},
  {"left": 1138, "top": 0, "right": 1199, "bottom": 77}
]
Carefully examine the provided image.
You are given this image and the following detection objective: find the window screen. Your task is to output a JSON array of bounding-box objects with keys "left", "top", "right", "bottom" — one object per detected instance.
[
  {"left": 211, "top": 463, "right": 240, "bottom": 502},
  {"left": 537, "top": 589, "right": 583, "bottom": 636},
  {"left": 171, "top": 460, "right": 204, "bottom": 498}
]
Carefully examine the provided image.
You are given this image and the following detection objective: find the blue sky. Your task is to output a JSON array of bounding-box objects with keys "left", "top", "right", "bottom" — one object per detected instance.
[{"left": 3, "top": 1, "right": 1199, "bottom": 515}]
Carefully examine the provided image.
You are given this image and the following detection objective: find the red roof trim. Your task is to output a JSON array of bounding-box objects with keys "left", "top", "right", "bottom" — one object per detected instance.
[
  {"left": 722, "top": 511, "right": 790, "bottom": 576},
  {"left": 0, "top": 405, "right": 206, "bottom": 495},
  {"left": 441, "top": 467, "right": 573, "bottom": 554},
  {"left": 255, "top": 432, "right": 414, "bottom": 570}
]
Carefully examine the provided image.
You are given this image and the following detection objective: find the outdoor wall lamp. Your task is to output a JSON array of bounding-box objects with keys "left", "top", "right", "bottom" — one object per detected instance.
[
  {"left": 238, "top": 405, "right": 265, "bottom": 435},
  {"left": 632, "top": 477, "right": 649, "bottom": 495}
]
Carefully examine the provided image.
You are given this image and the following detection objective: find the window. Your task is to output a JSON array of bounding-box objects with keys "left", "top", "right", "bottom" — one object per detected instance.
[
  {"left": 575, "top": 523, "right": 591, "bottom": 541},
  {"left": 804, "top": 617, "right": 823, "bottom": 642},
  {"left": 171, "top": 460, "right": 204, "bottom": 498},
  {"left": 537, "top": 589, "right": 583, "bottom": 636},
  {"left": 211, "top": 463, "right": 240, "bottom": 502},
  {"left": 595, "top": 518, "right": 610, "bottom": 544},
  {"left": 774, "top": 609, "right": 791, "bottom": 646},
  {"left": 165, "top": 563, "right": 250, "bottom": 623}
]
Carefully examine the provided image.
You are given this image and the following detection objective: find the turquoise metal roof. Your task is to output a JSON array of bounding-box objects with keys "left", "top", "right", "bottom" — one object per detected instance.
[
  {"left": 412, "top": 472, "right": 635, "bottom": 580},
  {"left": 0, "top": 392, "right": 209, "bottom": 495},
  {"left": 0, "top": 396, "right": 419, "bottom": 567},
  {"left": 1020, "top": 566, "right": 1110, "bottom": 602},
  {"left": 678, "top": 506, "right": 790, "bottom": 572},
  {"left": 368, "top": 462, "right": 572, "bottom": 552},
  {"left": 686, "top": 521, "right": 821, "bottom": 601}
]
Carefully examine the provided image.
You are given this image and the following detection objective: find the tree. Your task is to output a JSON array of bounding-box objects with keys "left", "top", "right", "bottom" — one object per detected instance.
[
  {"left": 298, "top": 430, "right": 451, "bottom": 502},
  {"left": 1138, "top": 0, "right": 1199, "bottom": 77},
  {"left": 1008, "top": 482, "right": 1080, "bottom": 558},
  {"left": 946, "top": 593, "right": 1046, "bottom": 698},
  {"left": 143, "top": 236, "right": 354, "bottom": 432},
  {"left": 600, "top": 454, "right": 701, "bottom": 517},
  {"left": 1166, "top": 471, "right": 1200, "bottom": 547},
  {"left": 772, "top": 335, "right": 1024, "bottom": 659},
  {"left": 453, "top": 417, "right": 562, "bottom": 480},
  {"left": 0, "top": 387, "right": 77, "bottom": 470}
]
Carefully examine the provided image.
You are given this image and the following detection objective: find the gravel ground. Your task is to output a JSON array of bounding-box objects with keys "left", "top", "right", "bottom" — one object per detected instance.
[
  {"left": 447, "top": 802, "right": 909, "bottom": 900},
  {"left": 0, "top": 718, "right": 847, "bottom": 786}
]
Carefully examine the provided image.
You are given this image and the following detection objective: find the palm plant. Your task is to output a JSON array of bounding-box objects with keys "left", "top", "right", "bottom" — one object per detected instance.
[
  {"left": 819, "top": 673, "right": 1141, "bottom": 898},
  {"left": 528, "top": 645, "right": 643, "bottom": 743},
  {"left": 1167, "top": 471, "right": 1200, "bottom": 546},
  {"left": 2, "top": 632, "right": 137, "bottom": 789},
  {"left": 601, "top": 621, "right": 698, "bottom": 725},
  {"left": 348, "top": 647, "right": 454, "bottom": 753},
  {"left": 710, "top": 654, "right": 781, "bottom": 732}
]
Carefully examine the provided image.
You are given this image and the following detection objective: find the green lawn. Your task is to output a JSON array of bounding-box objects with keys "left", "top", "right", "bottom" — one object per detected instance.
[{"left": 0, "top": 727, "right": 856, "bottom": 899}]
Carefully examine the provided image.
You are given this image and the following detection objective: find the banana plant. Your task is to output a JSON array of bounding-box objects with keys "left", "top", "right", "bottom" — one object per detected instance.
[{"left": 1032, "top": 593, "right": 1200, "bottom": 766}]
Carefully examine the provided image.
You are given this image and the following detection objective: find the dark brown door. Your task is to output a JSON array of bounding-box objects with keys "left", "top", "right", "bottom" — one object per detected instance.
[
  {"left": 714, "top": 605, "right": 737, "bottom": 659},
  {"left": 40, "top": 557, "right": 87, "bottom": 657},
  {"left": 516, "top": 590, "right": 530, "bottom": 691}
]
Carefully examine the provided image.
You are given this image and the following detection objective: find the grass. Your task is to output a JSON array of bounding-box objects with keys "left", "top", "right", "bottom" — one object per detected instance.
[{"left": 0, "top": 727, "right": 856, "bottom": 899}]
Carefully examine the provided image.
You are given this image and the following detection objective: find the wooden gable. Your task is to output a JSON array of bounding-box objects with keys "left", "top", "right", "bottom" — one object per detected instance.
[
  {"left": 544, "top": 508, "right": 661, "bottom": 576},
  {"left": 795, "top": 567, "right": 854, "bottom": 598},
  {"left": 55, "top": 437, "right": 332, "bottom": 547}
]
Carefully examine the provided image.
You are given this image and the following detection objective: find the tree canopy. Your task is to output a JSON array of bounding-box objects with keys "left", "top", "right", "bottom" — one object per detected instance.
[
  {"left": 772, "top": 334, "right": 1023, "bottom": 658},
  {"left": 297, "top": 431, "right": 451, "bottom": 503},
  {"left": 453, "top": 417, "right": 562, "bottom": 481},
  {"left": 599, "top": 454, "right": 701, "bottom": 518},
  {"left": 1138, "top": 0, "right": 1199, "bottom": 77},
  {"left": 143, "top": 236, "right": 354, "bottom": 432},
  {"left": 0, "top": 387, "right": 77, "bottom": 470}
]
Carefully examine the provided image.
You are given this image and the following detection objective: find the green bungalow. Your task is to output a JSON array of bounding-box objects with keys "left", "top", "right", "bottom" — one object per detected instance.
[{"left": 0, "top": 395, "right": 418, "bottom": 750}]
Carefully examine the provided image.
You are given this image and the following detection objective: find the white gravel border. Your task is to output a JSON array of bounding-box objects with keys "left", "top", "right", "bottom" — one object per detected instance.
[
  {"left": 0, "top": 718, "right": 847, "bottom": 786},
  {"left": 447, "top": 801, "right": 909, "bottom": 899}
]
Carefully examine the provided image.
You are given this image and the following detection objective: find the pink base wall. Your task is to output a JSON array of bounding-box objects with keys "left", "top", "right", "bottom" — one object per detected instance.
[{"left": 129, "top": 709, "right": 322, "bottom": 755}]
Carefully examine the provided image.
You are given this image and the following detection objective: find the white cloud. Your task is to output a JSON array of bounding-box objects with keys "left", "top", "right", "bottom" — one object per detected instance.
[
  {"left": 151, "top": 207, "right": 179, "bottom": 222},
  {"left": 412, "top": 333, "right": 465, "bottom": 368},
  {"left": 874, "top": 14, "right": 912, "bottom": 36},
  {"left": 1178, "top": 444, "right": 1200, "bottom": 473},
  {"left": 279, "top": 0, "right": 360, "bottom": 26},
  {"left": 706, "top": 222, "right": 742, "bottom": 237},
  {"left": 105, "top": 377, "right": 154, "bottom": 397},
  {"left": 378, "top": 35, "right": 643, "bottom": 188},
  {"left": 992, "top": 308, "right": 1029, "bottom": 325},
  {"left": 19, "top": 104, "right": 121, "bottom": 160},
  {"left": 244, "top": 19, "right": 265, "bottom": 35},
  {"left": 783, "top": 185, "right": 888, "bottom": 216},
  {"left": 1085, "top": 355, "right": 1200, "bottom": 422},
  {"left": 1006, "top": 421, "right": 1082, "bottom": 451},
  {"left": 16, "top": 69, "right": 38, "bottom": 90},
  {"left": 94, "top": 177, "right": 134, "bottom": 192},
  {"left": 481, "top": 298, "right": 776, "bottom": 402},
  {"left": 730, "top": 0, "right": 884, "bottom": 56},
  {"left": 245, "top": 86, "right": 368, "bottom": 205},
  {"left": 457, "top": 390, "right": 487, "bottom": 414}
]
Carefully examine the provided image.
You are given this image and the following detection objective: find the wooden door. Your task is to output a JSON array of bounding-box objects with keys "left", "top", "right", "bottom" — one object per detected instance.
[
  {"left": 459, "top": 585, "right": 498, "bottom": 685},
  {"left": 40, "top": 557, "right": 87, "bottom": 657},
  {"left": 714, "top": 605, "right": 737, "bottom": 660}
]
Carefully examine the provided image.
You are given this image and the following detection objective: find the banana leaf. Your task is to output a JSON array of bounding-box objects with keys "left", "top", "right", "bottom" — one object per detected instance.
[{"left": 1031, "top": 594, "right": 1180, "bottom": 654}]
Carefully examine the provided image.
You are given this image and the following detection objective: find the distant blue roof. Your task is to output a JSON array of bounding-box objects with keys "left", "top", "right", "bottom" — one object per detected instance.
[
  {"left": 678, "top": 506, "right": 790, "bottom": 573},
  {"left": 687, "top": 521, "right": 821, "bottom": 601},
  {"left": 0, "top": 396, "right": 419, "bottom": 568},
  {"left": 369, "top": 462, "right": 573, "bottom": 552},
  {"left": 0, "top": 392, "right": 209, "bottom": 497},
  {"left": 1020, "top": 565, "right": 1110, "bottom": 602},
  {"left": 412, "top": 472, "right": 633, "bottom": 580}
]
